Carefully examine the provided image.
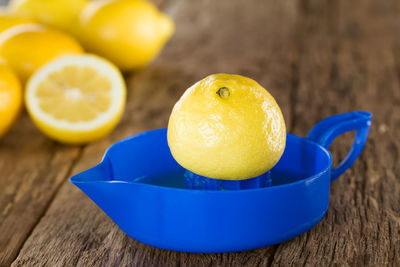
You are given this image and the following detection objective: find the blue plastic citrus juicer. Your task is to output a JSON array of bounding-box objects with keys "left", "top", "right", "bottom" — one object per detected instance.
[{"left": 70, "top": 111, "right": 371, "bottom": 253}]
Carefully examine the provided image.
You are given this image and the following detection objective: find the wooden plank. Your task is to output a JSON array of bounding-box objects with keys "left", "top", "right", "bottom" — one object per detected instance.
[
  {"left": 0, "top": 1, "right": 164, "bottom": 265},
  {"left": 0, "top": 115, "right": 81, "bottom": 266},
  {"left": 9, "top": 0, "right": 400, "bottom": 266},
  {"left": 271, "top": 0, "right": 400, "bottom": 265},
  {"left": 10, "top": 0, "right": 298, "bottom": 266}
]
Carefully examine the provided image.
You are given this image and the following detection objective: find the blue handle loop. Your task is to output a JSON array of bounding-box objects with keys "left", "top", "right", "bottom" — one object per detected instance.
[{"left": 307, "top": 111, "right": 372, "bottom": 181}]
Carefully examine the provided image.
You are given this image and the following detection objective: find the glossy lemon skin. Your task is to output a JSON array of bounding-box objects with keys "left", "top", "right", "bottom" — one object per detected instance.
[
  {"left": 0, "top": 63, "right": 22, "bottom": 138},
  {"left": 0, "top": 13, "right": 34, "bottom": 33},
  {"left": 78, "top": 0, "right": 174, "bottom": 70},
  {"left": 8, "top": 0, "right": 88, "bottom": 32},
  {"left": 0, "top": 24, "right": 83, "bottom": 82},
  {"left": 168, "top": 74, "right": 286, "bottom": 180}
]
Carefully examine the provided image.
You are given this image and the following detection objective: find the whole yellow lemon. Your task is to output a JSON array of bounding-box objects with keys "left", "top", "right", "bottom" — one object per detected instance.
[
  {"left": 0, "top": 62, "right": 22, "bottom": 138},
  {"left": 168, "top": 74, "right": 286, "bottom": 180},
  {"left": 0, "top": 24, "right": 83, "bottom": 82},
  {"left": 0, "top": 12, "right": 34, "bottom": 33},
  {"left": 78, "top": 0, "right": 174, "bottom": 70},
  {"left": 8, "top": 0, "right": 88, "bottom": 32}
]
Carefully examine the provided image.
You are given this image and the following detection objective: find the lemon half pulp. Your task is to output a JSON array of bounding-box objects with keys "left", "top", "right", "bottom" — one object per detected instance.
[{"left": 25, "top": 54, "right": 126, "bottom": 144}]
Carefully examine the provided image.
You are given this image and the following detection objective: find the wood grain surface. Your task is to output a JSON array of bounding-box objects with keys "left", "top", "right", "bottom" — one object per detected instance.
[{"left": 1, "top": 0, "right": 399, "bottom": 266}]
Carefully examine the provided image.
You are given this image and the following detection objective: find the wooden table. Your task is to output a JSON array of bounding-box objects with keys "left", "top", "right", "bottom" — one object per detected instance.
[{"left": 1, "top": 0, "right": 399, "bottom": 266}]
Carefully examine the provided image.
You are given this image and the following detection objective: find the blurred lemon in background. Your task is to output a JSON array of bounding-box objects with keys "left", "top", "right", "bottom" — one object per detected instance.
[
  {"left": 0, "top": 0, "right": 173, "bottom": 144},
  {"left": 78, "top": 0, "right": 174, "bottom": 70},
  {"left": 0, "top": 24, "right": 83, "bottom": 82},
  {"left": 168, "top": 74, "right": 286, "bottom": 180},
  {"left": 0, "top": 12, "right": 34, "bottom": 33},
  {"left": 8, "top": 0, "right": 88, "bottom": 32},
  {"left": 0, "top": 62, "right": 22, "bottom": 138},
  {"left": 25, "top": 54, "right": 126, "bottom": 144}
]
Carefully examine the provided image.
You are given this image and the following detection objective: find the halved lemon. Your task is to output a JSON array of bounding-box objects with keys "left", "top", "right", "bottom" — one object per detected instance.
[{"left": 25, "top": 54, "right": 126, "bottom": 144}]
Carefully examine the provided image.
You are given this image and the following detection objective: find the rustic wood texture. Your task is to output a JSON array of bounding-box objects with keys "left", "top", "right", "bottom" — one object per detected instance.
[
  {"left": 0, "top": 114, "right": 82, "bottom": 267},
  {"left": 0, "top": 0, "right": 399, "bottom": 266}
]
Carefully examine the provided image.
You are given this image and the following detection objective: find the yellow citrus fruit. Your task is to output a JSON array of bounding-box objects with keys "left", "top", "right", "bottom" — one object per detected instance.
[
  {"left": 25, "top": 54, "right": 126, "bottom": 144},
  {"left": 0, "top": 63, "right": 22, "bottom": 138},
  {"left": 168, "top": 74, "right": 286, "bottom": 180},
  {"left": 8, "top": 0, "right": 88, "bottom": 32},
  {"left": 78, "top": 0, "right": 174, "bottom": 70},
  {"left": 0, "top": 24, "right": 83, "bottom": 82},
  {"left": 0, "top": 12, "right": 34, "bottom": 33}
]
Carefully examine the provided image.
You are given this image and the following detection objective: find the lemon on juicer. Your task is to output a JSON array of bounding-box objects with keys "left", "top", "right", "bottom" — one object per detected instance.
[
  {"left": 167, "top": 74, "right": 286, "bottom": 180},
  {"left": 78, "top": 0, "right": 174, "bottom": 70},
  {"left": 0, "top": 24, "right": 83, "bottom": 82},
  {"left": 0, "top": 63, "right": 22, "bottom": 138}
]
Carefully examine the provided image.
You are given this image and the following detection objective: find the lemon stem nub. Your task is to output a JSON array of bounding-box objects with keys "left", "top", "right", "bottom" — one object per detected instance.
[{"left": 217, "top": 87, "right": 230, "bottom": 98}]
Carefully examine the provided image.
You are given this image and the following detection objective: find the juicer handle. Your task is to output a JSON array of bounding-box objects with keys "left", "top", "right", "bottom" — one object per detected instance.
[{"left": 306, "top": 111, "right": 372, "bottom": 181}]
